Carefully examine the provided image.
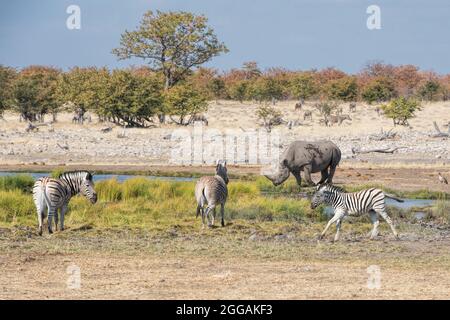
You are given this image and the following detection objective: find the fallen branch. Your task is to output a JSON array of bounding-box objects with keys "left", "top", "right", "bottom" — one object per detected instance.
[
  {"left": 56, "top": 142, "right": 69, "bottom": 150},
  {"left": 369, "top": 128, "right": 397, "bottom": 141},
  {"left": 351, "top": 147, "right": 405, "bottom": 155},
  {"left": 429, "top": 121, "right": 449, "bottom": 138}
]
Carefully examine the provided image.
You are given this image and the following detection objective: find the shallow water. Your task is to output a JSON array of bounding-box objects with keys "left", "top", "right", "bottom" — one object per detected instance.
[{"left": 0, "top": 171, "right": 195, "bottom": 182}]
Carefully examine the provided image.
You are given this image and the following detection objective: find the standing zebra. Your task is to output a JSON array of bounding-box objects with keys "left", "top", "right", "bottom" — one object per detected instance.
[
  {"left": 311, "top": 184, "right": 401, "bottom": 241},
  {"left": 32, "top": 171, "right": 97, "bottom": 235},
  {"left": 195, "top": 160, "right": 229, "bottom": 228}
]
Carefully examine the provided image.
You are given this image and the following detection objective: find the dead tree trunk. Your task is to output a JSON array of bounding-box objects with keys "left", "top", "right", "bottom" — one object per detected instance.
[
  {"left": 429, "top": 121, "right": 449, "bottom": 138},
  {"left": 351, "top": 147, "right": 405, "bottom": 155}
]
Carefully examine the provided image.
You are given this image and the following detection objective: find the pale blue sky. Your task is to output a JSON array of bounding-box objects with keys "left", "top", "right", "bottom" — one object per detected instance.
[{"left": 1, "top": 0, "right": 449, "bottom": 73}]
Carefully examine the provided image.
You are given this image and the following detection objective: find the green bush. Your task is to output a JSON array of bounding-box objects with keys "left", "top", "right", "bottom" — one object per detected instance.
[
  {"left": 362, "top": 77, "right": 397, "bottom": 104},
  {"left": 381, "top": 97, "right": 421, "bottom": 126}
]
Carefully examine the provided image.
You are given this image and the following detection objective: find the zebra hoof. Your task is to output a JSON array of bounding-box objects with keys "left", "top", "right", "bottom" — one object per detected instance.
[
  {"left": 48, "top": 229, "right": 53, "bottom": 234},
  {"left": 38, "top": 229, "right": 42, "bottom": 236}
]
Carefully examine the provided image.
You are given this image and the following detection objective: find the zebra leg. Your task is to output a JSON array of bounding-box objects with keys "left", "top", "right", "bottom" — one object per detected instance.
[
  {"left": 37, "top": 208, "right": 44, "bottom": 236},
  {"left": 47, "top": 208, "right": 56, "bottom": 234},
  {"left": 378, "top": 210, "right": 399, "bottom": 240},
  {"left": 369, "top": 210, "right": 379, "bottom": 240},
  {"left": 319, "top": 211, "right": 344, "bottom": 240},
  {"left": 201, "top": 207, "right": 207, "bottom": 229},
  {"left": 211, "top": 207, "right": 216, "bottom": 226},
  {"left": 220, "top": 203, "right": 225, "bottom": 227},
  {"left": 333, "top": 219, "right": 342, "bottom": 242},
  {"left": 206, "top": 205, "right": 215, "bottom": 228},
  {"left": 54, "top": 209, "right": 59, "bottom": 232},
  {"left": 60, "top": 205, "right": 67, "bottom": 231}
]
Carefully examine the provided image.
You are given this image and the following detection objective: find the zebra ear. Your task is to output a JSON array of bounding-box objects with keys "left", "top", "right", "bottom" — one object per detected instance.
[{"left": 223, "top": 160, "right": 227, "bottom": 167}]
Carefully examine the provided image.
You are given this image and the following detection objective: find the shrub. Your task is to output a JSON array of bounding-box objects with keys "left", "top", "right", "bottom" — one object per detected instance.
[
  {"left": 256, "top": 103, "right": 283, "bottom": 132},
  {"left": 362, "top": 76, "right": 397, "bottom": 104},
  {"left": 381, "top": 97, "right": 421, "bottom": 126}
]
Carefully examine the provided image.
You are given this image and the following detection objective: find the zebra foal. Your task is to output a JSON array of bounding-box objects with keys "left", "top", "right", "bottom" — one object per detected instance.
[
  {"left": 32, "top": 171, "right": 97, "bottom": 235},
  {"left": 311, "top": 184, "right": 401, "bottom": 241},
  {"left": 195, "top": 160, "right": 229, "bottom": 228}
]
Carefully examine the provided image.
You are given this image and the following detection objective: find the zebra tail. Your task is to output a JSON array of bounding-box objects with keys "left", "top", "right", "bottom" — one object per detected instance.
[
  {"left": 385, "top": 193, "right": 404, "bottom": 203},
  {"left": 41, "top": 184, "right": 52, "bottom": 212},
  {"left": 196, "top": 202, "right": 201, "bottom": 217},
  {"left": 196, "top": 187, "right": 207, "bottom": 217}
]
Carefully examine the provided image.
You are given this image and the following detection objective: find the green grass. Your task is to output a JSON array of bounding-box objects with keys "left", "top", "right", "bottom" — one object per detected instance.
[
  {"left": 0, "top": 175, "right": 315, "bottom": 231},
  {"left": 0, "top": 174, "right": 447, "bottom": 234},
  {"left": 0, "top": 174, "right": 35, "bottom": 193}
]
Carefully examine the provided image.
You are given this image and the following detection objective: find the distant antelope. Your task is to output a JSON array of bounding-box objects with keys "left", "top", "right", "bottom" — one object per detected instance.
[
  {"left": 438, "top": 173, "right": 448, "bottom": 184},
  {"left": 328, "top": 114, "right": 351, "bottom": 126},
  {"left": 189, "top": 113, "right": 208, "bottom": 126},
  {"left": 295, "top": 102, "right": 302, "bottom": 111},
  {"left": 195, "top": 160, "right": 229, "bottom": 228},
  {"left": 319, "top": 117, "right": 330, "bottom": 126},
  {"left": 349, "top": 103, "right": 356, "bottom": 113},
  {"left": 303, "top": 110, "right": 312, "bottom": 121}
]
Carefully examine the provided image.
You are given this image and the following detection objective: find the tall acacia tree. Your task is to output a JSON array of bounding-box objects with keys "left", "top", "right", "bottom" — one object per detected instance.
[{"left": 113, "top": 12, "right": 227, "bottom": 86}]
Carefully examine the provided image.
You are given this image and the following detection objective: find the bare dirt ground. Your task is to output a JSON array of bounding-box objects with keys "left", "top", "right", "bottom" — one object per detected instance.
[{"left": 1, "top": 227, "right": 450, "bottom": 299}]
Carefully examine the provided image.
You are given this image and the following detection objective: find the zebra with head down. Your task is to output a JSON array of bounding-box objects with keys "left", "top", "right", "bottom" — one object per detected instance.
[{"left": 33, "top": 171, "right": 97, "bottom": 235}]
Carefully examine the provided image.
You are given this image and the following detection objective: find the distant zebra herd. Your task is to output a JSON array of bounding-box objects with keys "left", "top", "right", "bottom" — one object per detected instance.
[{"left": 32, "top": 159, "right": 407, "bottom": 242}]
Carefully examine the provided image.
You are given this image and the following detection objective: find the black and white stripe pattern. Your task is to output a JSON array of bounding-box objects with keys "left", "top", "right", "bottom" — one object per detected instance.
[
  {"left": 311, "top": 184, "right": 401, "bottom": 241},
  {"left": 32, "top": 171, "right": 97, "bottom": 235},
  {"left": 195, "top": 160, "right": 229, "bottom": 228}
]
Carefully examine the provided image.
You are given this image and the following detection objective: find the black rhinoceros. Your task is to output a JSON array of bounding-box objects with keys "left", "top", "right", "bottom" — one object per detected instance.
[{"left": 265, "top": 140, "right": 341, "bottom": 187}]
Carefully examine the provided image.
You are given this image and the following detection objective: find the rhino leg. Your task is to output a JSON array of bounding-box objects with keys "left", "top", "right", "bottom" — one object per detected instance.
[
  {"left": 303, "top": 165, "right": 315, "bottom": 186},
  {"left": 328, "top": 164, "right": 337, "bottom": 184},
  {"left": 292, "top": 169, "right": 302, "bottom": 186},
  {"left": 318, "top": 169, "right": 329, "bottom": 184}
]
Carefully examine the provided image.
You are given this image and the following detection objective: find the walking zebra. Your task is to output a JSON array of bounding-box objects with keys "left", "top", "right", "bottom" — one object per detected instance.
[
  {"left": 32, "top": 171, "right": 97, "bottom": 235},
  {"left": 195, "top": 160, "right": 229, "bottom": 228},
  {"left": 311, "top": 184, "right": 401, "bottom": 241}
]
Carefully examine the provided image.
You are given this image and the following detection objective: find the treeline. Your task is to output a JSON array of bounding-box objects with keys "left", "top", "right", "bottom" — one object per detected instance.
[{"left": 1, "top": 61, "right": 449, "bottom": 127}]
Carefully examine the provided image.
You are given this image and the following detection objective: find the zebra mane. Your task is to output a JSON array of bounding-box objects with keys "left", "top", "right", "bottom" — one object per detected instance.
[
  {"left": 320, "top": 183, "right": 345, "bottom": 193},
  {"left": 59, "top": 171, "right": 93, "bottom": 181}
]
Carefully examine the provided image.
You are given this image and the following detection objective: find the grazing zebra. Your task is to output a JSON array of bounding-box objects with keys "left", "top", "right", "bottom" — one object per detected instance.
[
  {"left": 32, "top": 171, "right": 97, "bottom": 235},
  {"left": 195, "top": 160, "right": 229, "bottom": 228},
  {"left": 311, "top": 184, "right": 401, "bottom": 242}
]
